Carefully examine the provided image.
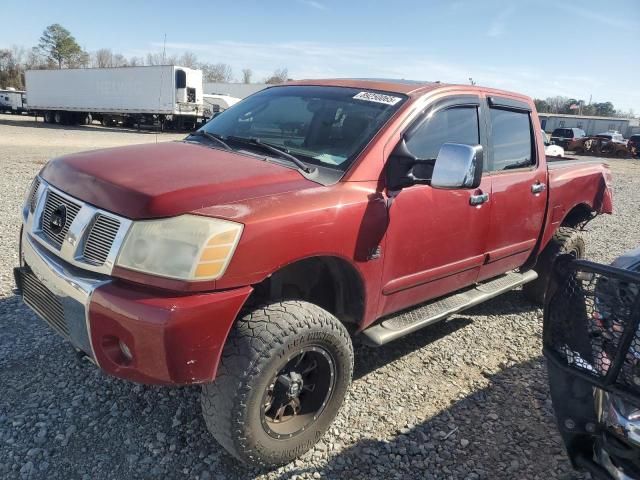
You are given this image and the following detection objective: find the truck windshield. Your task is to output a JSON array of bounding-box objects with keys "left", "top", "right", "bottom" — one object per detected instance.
[{"left": 200, "top": 85, "right": 407, "bottom": 171}]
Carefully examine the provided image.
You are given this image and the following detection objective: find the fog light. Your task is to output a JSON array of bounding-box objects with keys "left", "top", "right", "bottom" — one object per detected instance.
[{"left": 119, "top": 340, "right": 133, "bottom": 361}]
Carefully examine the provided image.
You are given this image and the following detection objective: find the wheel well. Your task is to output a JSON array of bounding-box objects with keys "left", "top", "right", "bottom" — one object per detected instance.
[
  {"left": 246, "top": 257, "right": 365, "bottom": 327},
  {"left": 562, "top": 203, "right": 595, "bottom": 228}
]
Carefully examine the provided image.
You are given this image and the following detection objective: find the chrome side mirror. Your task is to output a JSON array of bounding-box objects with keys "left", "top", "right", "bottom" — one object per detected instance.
[{"left": 430, "top": 143, "right": 483, "bottom": 190}]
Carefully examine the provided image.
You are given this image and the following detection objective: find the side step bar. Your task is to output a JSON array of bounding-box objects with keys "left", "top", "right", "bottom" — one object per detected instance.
[{"left": 362, "top": 270, "right": 538, "bottom": 346}]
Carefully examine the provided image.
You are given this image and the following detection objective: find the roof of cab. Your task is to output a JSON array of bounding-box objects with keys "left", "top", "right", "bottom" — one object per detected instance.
[
  {"left": 278, "top": 78, "right": 535, "bottom": 106},
  {"left": 283, "top": 78, "right": 447, "bottom": 96}
]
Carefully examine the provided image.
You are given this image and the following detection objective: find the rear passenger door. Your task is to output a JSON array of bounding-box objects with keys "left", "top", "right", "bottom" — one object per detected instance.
[{"left": 478, "top": 96, "right": 547, "bottom": 281}]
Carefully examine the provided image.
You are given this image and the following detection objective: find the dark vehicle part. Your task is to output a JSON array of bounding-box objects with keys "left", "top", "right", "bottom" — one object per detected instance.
[
  {"left": 573, "top": 136, "right": 631, "bottom": 158},
  {"left": 201, "top": 301, "right": 353, "bottom": 467},
  {"left": 544, "top": 258, "right": 640, "bottom": 480},
  {"left": 523, "top": 227, "right": 585, "bottom": 304}
]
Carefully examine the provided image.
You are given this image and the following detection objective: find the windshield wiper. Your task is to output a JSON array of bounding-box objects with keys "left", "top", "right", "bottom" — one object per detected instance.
[
  {"left": 226, "top": 136, "right": 316, "bottom": 174},
  {"left": 187, "top": 130, "right": 232, "bottom": 151}
]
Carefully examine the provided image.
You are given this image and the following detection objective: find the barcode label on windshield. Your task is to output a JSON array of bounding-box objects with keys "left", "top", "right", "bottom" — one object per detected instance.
[{"left": 353, "top": 91, "right": 402, "bottom": 105}]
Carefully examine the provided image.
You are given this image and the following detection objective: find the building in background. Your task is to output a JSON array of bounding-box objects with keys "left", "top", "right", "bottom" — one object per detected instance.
[
  {"left": 538, "top": 113, "right": 639, "bottom": 137},
  {"left": 203, "top": 82, "right": 268, "bottom": 99}
]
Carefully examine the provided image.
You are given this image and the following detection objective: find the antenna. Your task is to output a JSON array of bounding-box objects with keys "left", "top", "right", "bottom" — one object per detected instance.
[{"left": 155, "top": 33, "right": 167, "bottom": 144}]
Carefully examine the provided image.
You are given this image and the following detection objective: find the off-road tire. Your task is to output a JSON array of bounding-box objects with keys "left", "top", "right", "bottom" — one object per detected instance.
[
  {"left": 201, "top": 301, "right": 354, "bottom": 467},
  {"left": 523, "top": 227, "right": 585, "bottom": 305}
]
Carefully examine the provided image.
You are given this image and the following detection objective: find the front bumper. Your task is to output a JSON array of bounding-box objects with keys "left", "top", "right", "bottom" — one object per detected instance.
[{"left": 16, "top": 230, "right": 252, "bottom": 385}]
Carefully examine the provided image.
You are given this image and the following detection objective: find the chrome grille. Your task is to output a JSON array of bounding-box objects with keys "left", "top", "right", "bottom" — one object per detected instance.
[
  {"left": 21, "top": 269, "right": 69, "bottom": 337},
  {"left": 28, "top": 178, "right": 41, "bottom": 213},
  {"left": 26, "top": 179, "right": 131, "bottom": 276},
  {"left": 83, "top": 214, "right": 120, "bottom": 265},
  {"left": 41, "top": 190, "right": 81, "bottom": 248}
]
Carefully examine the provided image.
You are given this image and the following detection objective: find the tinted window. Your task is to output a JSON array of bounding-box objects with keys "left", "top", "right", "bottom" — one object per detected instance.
[
  {"left": 552, "top": 128, "right": 572, "bottom": 138},
  {"left": 490, "top": 109, "right": 534, "bottom": 171},
  {"left": 202, "top": 86, "right": 406, "bottom": 171},
  {"left": 405, "top": 106, "right": 479, "bottom": 160}
]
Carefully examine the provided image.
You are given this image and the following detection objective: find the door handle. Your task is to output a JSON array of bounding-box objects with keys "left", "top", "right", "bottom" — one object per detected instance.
[
  {"left": 531, "top": 182, "right": 546, "bottom": 194},
  {"left": 469, "top": 192, "right": 489, "bottom": 206}
]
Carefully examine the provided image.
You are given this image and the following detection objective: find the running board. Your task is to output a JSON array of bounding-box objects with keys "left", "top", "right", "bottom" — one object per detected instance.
[{"left": 362, "top": 270, "right": 538, "bottom": 346}]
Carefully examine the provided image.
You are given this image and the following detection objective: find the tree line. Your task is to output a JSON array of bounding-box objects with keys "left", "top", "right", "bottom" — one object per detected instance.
[
  {"left": 3, "top": 24, "right": 634, "bottom": 118},
  {"left": 0, "top": 24, "right": 290, "bottom": 90},
  {"left": 534, "top": 96, "right": 631, "bottom": 118}
]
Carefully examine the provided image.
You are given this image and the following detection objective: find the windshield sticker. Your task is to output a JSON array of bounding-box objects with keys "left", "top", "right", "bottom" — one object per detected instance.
[{"left": 353, "top": 91, "right": 402, "bottom": 105}]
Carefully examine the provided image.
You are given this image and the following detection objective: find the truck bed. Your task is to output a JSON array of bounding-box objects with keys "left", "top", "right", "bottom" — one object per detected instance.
[{"left": 546, "top": 156, "right": 609, "bottom": 169}]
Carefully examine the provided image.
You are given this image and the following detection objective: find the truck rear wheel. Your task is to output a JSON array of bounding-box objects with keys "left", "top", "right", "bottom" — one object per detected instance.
[
  {"left": 201, "top": 301, "right": 353, "bottom": 467},
  {"left": 523, "top": 227, "right": 585, "bottom": 305}
]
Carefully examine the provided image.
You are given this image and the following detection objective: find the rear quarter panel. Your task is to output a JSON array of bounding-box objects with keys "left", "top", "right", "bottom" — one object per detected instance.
[{"left": 540, "top": 160, "right": 612, "bottom": 249}]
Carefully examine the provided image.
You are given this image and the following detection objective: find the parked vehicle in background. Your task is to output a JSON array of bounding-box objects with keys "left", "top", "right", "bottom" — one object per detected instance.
[
  {"left": 0, "top": 88, "right": 27, "bottom": 114},
  {"left": 14, "top": 79, "right": 613, "bottom": 466},
  {"left": 596, "top": 131, "right": 630, "bottom": 157},
  {"left": 542, "top": 129, "right": 565, "bottom": 157},
  {"left": 203, "top": 94, "right": 241, "bottom": 118},
  {"left": 596, "top": 131, "right": 625, "bottom": 143},
  {"left": 628, "top": 134, "right": 640, "bottom": 158},
  {"left": 573, "top": 134, "right": 631, "bottom": 157},
  {"left": 25, "top": 66, "right": 207, "bottom": 130},
  {"left": 544, "top": 250, "right": 640, "bottom": 480},
  {"left": 550, "top": 127, "right": 586, "bottom": 150}
]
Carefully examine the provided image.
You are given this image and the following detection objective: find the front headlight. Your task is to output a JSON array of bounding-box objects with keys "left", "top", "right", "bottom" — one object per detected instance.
[{"left": 116, "top": 215, "right": 243, "bottom": 281}]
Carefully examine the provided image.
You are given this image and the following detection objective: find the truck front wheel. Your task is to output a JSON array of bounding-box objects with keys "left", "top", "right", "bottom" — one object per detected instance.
[
  {"left": 201, "top": 301, "right": 353, "bottom": 467},
  {"left": 523, "top": 227, "right": 585, "bottom": 305}
]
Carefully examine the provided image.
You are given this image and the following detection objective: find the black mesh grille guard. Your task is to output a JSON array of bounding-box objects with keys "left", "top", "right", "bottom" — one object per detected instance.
[
  {"left": 544, "top": 257, "right": 640, "bottom": 406},
  {"left": 543, "top": 256, "right": 640, "bottom": 479}
]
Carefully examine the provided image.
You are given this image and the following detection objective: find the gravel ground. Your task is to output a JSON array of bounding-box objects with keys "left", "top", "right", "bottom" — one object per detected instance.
[{"left": 1, "top": 113, "right": 639, "bottom": 479}]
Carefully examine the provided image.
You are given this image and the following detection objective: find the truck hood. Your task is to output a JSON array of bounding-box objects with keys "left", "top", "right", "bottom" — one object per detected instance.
[{"left": 40, "top": 141, "right": 316, "bottom": 219}]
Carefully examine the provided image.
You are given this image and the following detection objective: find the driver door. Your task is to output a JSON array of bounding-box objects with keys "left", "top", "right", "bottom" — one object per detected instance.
[{"left": 379, "top": 96, "right": 492, "bottom": 316}]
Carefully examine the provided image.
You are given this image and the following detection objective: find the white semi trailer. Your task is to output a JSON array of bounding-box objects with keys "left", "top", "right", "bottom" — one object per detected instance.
[{"left": 25, "top": 66, "right": 206, "bottom": 130}]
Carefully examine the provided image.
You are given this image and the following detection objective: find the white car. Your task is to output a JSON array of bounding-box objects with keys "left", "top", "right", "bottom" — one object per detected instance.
[{"left": 542, "top": 130, "right": 565, "bottom": 157}]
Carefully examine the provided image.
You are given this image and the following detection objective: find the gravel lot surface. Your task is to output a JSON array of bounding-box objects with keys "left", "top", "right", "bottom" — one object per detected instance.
[{"left": 1, "top": 113, "right": 639, "bottom": 479}]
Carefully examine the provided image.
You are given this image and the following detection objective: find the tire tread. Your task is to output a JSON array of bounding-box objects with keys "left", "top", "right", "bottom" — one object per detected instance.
[{"left": 201, "top": 300, "right": 353, "bottom": 466}]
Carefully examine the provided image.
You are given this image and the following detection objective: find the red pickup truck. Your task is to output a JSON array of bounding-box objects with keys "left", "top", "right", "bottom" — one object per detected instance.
[{"left": 15, "top": 79, "right": 612, "bottom": 466}]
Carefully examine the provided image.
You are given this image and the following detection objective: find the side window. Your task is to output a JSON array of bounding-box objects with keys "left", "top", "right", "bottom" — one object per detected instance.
[
  {"left": 405, "top": 106, "right": 480, "bottom": 160},
  {"left": 489, "top": 108, "right": 534, "bottom": 171}
]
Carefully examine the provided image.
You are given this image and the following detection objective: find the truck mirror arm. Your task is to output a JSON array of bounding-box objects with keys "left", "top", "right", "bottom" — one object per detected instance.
[{"left": 385, "top": 138, "right": 433, "bottom": 192}]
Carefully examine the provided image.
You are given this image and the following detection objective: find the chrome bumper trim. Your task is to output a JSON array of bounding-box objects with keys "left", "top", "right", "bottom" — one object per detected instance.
[{"left": 22, "top": 229, "right": 111, "bottom": 362}]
